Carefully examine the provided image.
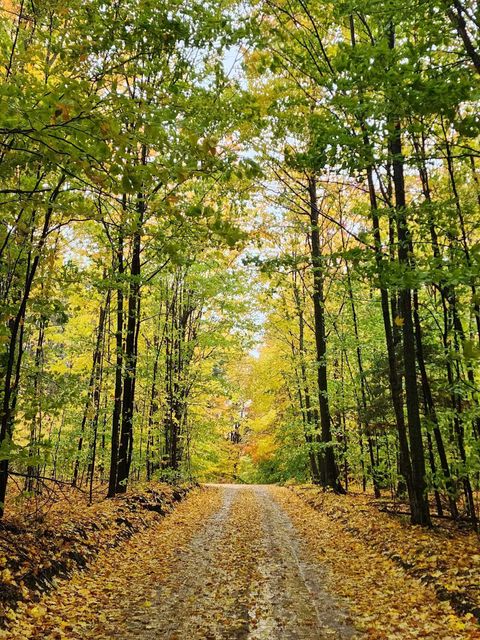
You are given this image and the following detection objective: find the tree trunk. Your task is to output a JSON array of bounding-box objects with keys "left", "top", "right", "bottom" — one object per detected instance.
[
  {"left": 447, "top": 0, "right": 480, "bottom": 74},
  {"left": 390, "top": 116, "right": 431, "bottom": 526},
  {"left": 0, "top": 177, "right": 64, "bottom": 516},
  {"left": 116, "top": 194, "right": 143, "bottom": 493},
  {"left": 107, "top": 223, "right": 125, "bottom": 498},
  {"left": 307, "top": 175, "right": 343, "bottom": 492}
]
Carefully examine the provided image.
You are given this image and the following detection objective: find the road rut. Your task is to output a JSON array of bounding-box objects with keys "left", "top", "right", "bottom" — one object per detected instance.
[{"left": 124, "top": 484, "right": 357, "bottom": 639}]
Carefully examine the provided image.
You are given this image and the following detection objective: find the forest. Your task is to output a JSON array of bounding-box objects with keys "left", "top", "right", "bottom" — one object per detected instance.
[{"left": 1, "top": 0, "right": 480, "bottom": 638}]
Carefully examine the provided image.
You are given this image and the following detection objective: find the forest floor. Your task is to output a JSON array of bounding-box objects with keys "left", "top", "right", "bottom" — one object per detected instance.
[
  {"left": 2, "top": 484, "right": 480, "bottom": 640},
  {"left": 290, "top": 485, "right": 480, "bottom": 622}
]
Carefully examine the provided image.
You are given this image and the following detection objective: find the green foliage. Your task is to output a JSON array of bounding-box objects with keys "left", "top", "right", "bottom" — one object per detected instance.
[{"left": 0, "top": 0, "right": 480, "bottom": 530}]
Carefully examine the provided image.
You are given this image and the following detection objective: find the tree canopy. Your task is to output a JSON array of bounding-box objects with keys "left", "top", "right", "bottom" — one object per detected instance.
[{"left": 0, "top": 0, "right": 480, "bottom": 532}]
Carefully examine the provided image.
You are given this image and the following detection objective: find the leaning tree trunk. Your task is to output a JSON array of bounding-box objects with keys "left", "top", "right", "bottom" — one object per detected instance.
[
  {"left": 0, "top": 177, "right": 64, "bottom": 516},
  {"left": 446, "top": 0, "right": 480, "bottom": 75}
]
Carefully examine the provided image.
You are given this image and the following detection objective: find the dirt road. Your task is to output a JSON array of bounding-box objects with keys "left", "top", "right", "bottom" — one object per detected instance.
[{"left": 123, "top": 484, "right": 356, "bottom": 639}]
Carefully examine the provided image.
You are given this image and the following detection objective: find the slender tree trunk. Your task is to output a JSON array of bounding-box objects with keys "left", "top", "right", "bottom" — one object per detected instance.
[
  {"left": 413, "top": 291, "right": 458, "bottom": 519},
  {"left": 88, "top": 291, "right": 109, "bottom": 503},
  {"left": 426, "top": 430, "right": 443, "bottom": 517},
  {"left": 307, "top": 175, "right": 343, "bottom": 492},
  {"left": 146, "top": 333, "right": 161, "bottom": 481},
  {"left": 411, "top": 129, "right": 461, "bottom": 518},
  {"left": 293, "top": 275, "right": 322, "bottom": 483},
  {"left": 72, "top": 295, "right": 108, "bottom": 487},
  {"left": 0, "top": 178, "right": 64, "bottom": 516},
  {"left": 442, "top": 121, "right": 480, "bottom": 343},
  {"left": 390, "top": 116, "right": 431, "bottom": 526},
  {"left": 116, "top": 191, "right": 144, "bottom": 493},
  {"left": 26, "top": 321, "right": 45, "bottom": 493},
  {"left": 443, "top": 303, "right": 478, "bottom": 527},
  {"left": 365, "top": 162, "right": 413, "bottom": 498},
  {"left": 447, "top": 0, "right": 480, "bottom": 74},
  {"left": 107, "top": 223, "right": 124, "bottom": 498},
  {"left": 349, "top": 12, "right": 412, "bottom": 497},
  {"left": 343, "top": 231, "right": 381, "bottom": 497}
]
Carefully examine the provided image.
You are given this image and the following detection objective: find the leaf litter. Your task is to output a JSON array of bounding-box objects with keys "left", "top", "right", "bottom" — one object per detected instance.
[
  {"left": 277, "top": 486, "right": 480, "bottom": 639},
  {"left": 3, "top": 484, "right": 480, "bottom": 639}
]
